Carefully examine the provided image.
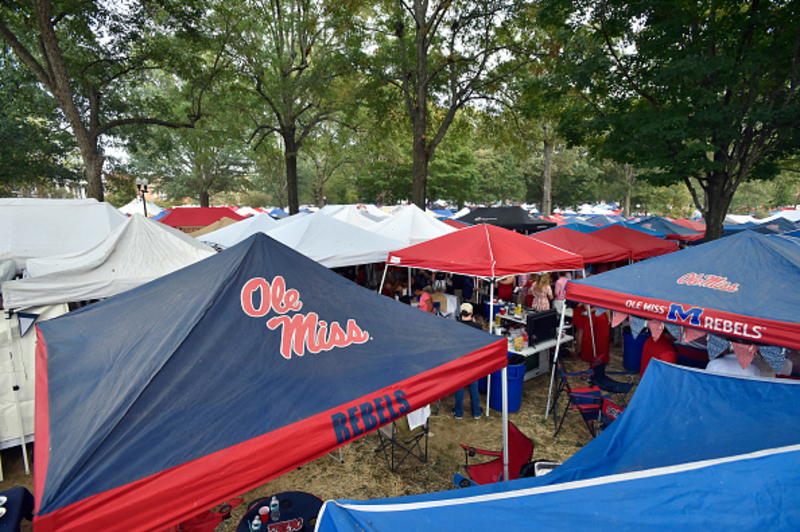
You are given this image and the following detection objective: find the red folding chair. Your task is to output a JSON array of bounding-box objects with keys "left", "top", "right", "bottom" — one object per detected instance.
[
  {"left": 165, "top": 498, "right": 243, "bottom": 532},
  {"left": 459, "top": 422, "right": 534, "bottom": 484}
]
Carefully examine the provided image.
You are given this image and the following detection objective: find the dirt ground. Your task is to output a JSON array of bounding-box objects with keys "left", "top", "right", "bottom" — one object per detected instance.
[{"left": 0, "top": 344, "right": 636, "bottom": 531}]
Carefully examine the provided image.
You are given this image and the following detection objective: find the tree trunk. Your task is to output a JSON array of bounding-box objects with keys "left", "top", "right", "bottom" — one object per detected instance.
[
  {"left": 199, "top": 191, "right": 210, "bottom": 207},
  {"left": 284, "top": 131, "right": 299, "bottom": 214},
  {"left": 703, "top": 173, "right": 734, "bottom": 241},
  {"left": 541, "top": 136, "right": 553, "bottom": 216},
  {"left": 82, "top": 145, "right": 105, "bottom": 201},
  {"left": 623, "top": 164, "right": 635, "bottom": 217},
  {"left": 411, "top": 123, "right": 428, "bottom": 209}
]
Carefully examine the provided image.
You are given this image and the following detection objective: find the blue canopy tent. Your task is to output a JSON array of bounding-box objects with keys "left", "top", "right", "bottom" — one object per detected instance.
[
  {"left": 748, "top": 217, "right": 799, "bottom": 234},
  {"left": 32, "top": 234, "right": 507, "bottom": 531},
  {"left": 612, "top": 220, "right": 667, "bottom": 238},
  {"left": 317, "top": 362, "right": 800, "bottom": 530},
  {"left": 565, "top": 231, "right": 800, "bottom": 352},
  {"left": 632, "top": 216, "right": 704, "bottom": 241},
  {"left": 558, "top": 218, "right": 601, "bottom": 233}
]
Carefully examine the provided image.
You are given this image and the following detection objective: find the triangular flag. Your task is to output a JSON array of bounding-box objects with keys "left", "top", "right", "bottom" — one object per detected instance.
[
  {"left": 683, "top": 327, "right": 706, "bottom": 343},
  {"left": 731, "top": 342, "right": 757, "bottom": 369},
  {"left": 648, "top": 320, "right": 665, "bottom": 341},
  {"left": 612, "top": 311, "right": 629, "bottom": 328},
  {"left": 664, "top": 323, "right": 681, "bottom": 340},
  {"left": 759, "top": 345, "right": 786, "bottom": 374},
  {"left": 17, "top": 312, "right": 39, "bottom": 338},
  {"left": 594, "top": 306, "right": 607, "bottom": 317},
  {"left": 707, "top": 334, "right": 730, "bottom": 360},
  {"left": 629, "top": 316, "right": 647, "bottom": 340}
]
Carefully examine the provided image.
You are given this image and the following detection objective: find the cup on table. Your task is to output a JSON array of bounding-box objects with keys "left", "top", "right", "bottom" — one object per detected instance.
[{"left": 258, "top": 506, "right": 270, "bottom": 522}]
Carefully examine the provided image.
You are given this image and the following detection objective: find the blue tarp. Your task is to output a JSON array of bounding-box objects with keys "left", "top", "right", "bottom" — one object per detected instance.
[{"left": 317, "top": 362, "right": 800, "bottom": 531}]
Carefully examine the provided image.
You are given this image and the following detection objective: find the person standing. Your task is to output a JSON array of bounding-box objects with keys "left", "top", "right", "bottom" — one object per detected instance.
[
  {"left": 553, "top": 272, "right": 571, "bottom": 313},
  {"left": 412, "top": 283, "right": 435, "bottom": 313},
  {"left": 452, "top": 303, "right": 484, "bottom": 419},
  {"left": 530, "top": 273, "right": 554, "bottom": 311}
]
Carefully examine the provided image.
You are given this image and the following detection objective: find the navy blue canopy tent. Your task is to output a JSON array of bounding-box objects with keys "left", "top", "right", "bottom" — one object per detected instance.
[
  {"left": 317, "top": 362, "right": 800, "bottom": 530},
  {"left": 565, "top": 231, "right": 800, "bottom": 351},
  {"left": 632, "top": 216, "right": 704, "bottom": 241},
  {"left": 33, "top": 234, "right": 506, "bottom": 531}
]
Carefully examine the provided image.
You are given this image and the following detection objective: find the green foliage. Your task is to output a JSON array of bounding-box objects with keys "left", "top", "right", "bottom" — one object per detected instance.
[
  {"left": 0, "top": 52, "right": 79, "bottom": 192},
  {"left": 542, "top": 0, "right": 800, "bottom": 237}
]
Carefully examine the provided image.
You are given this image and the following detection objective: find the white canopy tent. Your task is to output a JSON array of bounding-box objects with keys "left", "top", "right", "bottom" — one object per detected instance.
[
  {"left": 0, "top": 198, "right": 127, "bottom": 274},
  {"left": 198, "top": 213, "right": 280, "bottom": 248},
  {"left": 367, "top": 204, "right": 456, "bottom": 246},
  {"left": 762, "top": 209, "right": 800, "bottom": 223},
  {"left": 118, "top": 196, "right": 163, "bottom": 217},
  {"left": 2, "top": 215, "right": 215, "bottom": 309},
  {"left": 326, "top": 205, "right": 380, "bottom": 229},
  {"left": 266, "top": 212, "right": 405, "bottom": 268},
  {"left": 0, "top": 303, "right": 68, "bottom": 478}
]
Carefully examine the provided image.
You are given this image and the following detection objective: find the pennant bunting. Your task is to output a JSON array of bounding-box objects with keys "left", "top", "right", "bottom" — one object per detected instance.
[
  {"left": 648, "top": 320, "right": 665, "bottom": 342},
  {"left": 611, "top": 311, "right": 629, "bottom": 328},
  {"left": 682, "top": 327, "right": 706, "bottom": 343},
  {"left": 731, "top": 343, "right": 757, "bottom": 369},
  {"left": 629, "top": 316, "right": 647, "bottom": 340},
  {"left": 594, "top": 307, "right": 607, "bottom": 317},
  {"left": 707, "top": 334, "right": 730, "bottom": 360},
  {"left": 664, "top": 323, "right": 681, "bottom": 340},
  {"left": 758, "top": 345, "right": 786, "bottom": 374}
]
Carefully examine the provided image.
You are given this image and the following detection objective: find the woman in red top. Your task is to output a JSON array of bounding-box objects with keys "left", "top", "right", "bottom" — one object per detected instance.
[{"left": 496, "top": 275, "right": 515, "bottom": 302}]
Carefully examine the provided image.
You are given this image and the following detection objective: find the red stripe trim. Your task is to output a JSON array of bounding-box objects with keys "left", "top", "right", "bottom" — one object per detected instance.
[
  {"left": 33, "top": 327, "right": 50, "bottom": 514},
  {"left": 567, "top": 284, "right": 800, "bottom": 350},
  {"left": 34, "top": 338, "right": 507, "bottom": 532}
]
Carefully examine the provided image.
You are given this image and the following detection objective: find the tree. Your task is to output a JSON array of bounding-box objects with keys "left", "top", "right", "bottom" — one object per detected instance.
[
  {"left": 363, "top": 0, "right": 537, "bottom": 208},
  {"left": 230, "top": 0, "right": 359, "bottom": 214},
  {"left": 544, "top": 0, "right": 800, "bottom": 239},
  {"left": 0, "top": 51, "right": 78, "bottom": 192},
  {"left": 130, "top": 125, "right": 250, "bottom": 207},
  {"left": 0, "top": 0, "right": 224, "bottom": 201}
]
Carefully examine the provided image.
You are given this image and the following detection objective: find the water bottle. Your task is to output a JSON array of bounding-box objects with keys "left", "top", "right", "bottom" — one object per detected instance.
[
  {"left": 269, "top": 495, "right": 280, "bottom": 522},
  {"left": 251, "top": 514, "right": 262, "bottom": 531}
]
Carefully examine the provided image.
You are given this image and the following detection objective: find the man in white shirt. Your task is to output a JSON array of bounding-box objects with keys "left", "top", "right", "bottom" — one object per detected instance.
[{"left": 706, "top": 353, "right": 762, "bottom": 377}]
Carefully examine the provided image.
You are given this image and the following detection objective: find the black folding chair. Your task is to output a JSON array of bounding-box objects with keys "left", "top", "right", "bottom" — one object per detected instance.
[{"left": 375, "top": 416, "right": 429, "bottom": 472}]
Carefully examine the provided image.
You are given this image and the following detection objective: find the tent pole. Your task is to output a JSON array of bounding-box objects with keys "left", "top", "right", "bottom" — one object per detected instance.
[
  {"left": 502, "top": 365, "right": 509, "bottom": 481},
  {"left": 486, "top": 281, "right": 495, "bottom": 417},
  {"left": 4, "top": 312, "right": 30, "bottom": 474},
  {"left": 408, "top": 268, "right": 412, "bottom": 297},
  {"left": 544, "top": 301, "right": 568, "bottom": 420},
  {"left": 377, "top": 264, "right": 389, "bottom": 295}
]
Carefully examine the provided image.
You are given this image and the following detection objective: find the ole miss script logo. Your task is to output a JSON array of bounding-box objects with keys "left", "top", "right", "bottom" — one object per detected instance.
[{"left": 240, "top": 276, "right": 370, "bottom": 359}]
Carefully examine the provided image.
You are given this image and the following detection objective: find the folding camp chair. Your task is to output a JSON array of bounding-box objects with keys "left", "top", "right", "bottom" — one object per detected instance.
[
  {"left": 458, "top": 422, "right": 534, "bottom": 485},
  {"left": 588, "top": 357, "right": 636, "bottom": 405},
  {"left": 551, "top": 362, "right": 624, "bottom": 439},
  {"left": 375, "top": 416, "right": 429, "bottom": 472}
]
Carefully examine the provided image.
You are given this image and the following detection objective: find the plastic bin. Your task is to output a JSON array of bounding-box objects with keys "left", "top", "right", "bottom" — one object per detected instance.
[
  {"left": 489, "top": 363, "right": 526, "bottom": 413},
  {"left": 483, "top": 302, "right": 504, "bottom": 320},
  {"left": 623, "top": 330, "right": 651, "bottom": 373}
]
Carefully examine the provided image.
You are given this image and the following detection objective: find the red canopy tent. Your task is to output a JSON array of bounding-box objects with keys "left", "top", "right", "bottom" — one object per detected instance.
[
  {"left": 441, "top": 218, "right": 472, "bottom": 230},
  {"left": 386, "top": 224, "right": 584, "bottom": 479},
  {"left": 387, "top": 223, "right": 584, "bottom": 277},
  {"left": 672, "top": 218, "right": 707, "bottom": 233},
  {"left": 158, "top": 207, "right": 245, "bottom": 233},
  {"left": 591, "top": 225, "right": 678, "bottom": 261},
  {"left": 531, "top": 227, "right": 631, "bottom": 264}
]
